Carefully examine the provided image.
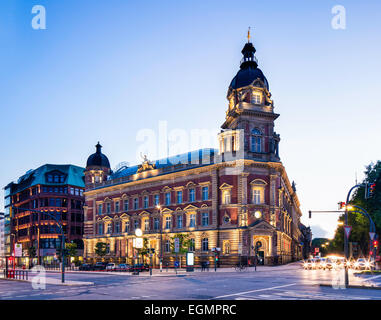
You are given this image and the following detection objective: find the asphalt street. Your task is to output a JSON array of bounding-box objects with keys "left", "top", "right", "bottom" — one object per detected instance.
[{"left": 1, "top": 263, "right": 381, "bottom": 300}]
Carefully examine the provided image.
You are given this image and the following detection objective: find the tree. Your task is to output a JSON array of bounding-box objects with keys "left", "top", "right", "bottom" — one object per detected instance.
[
  {"left": 330, "top": 161, "right": 381, "bottom": 256},
  {"left": 66, "top": 243, "right": 78, "bottom": 258},
  {"left": 170, "top": 233, "right": 192, "bottom": 254},
  {"left": 27, "top": 245, "right": 36, "bottom": 268},
  {"left": 137, "top": 238, "right": 150, "bottom": 263},
  {"left": 94, "top": 242, "right": 108, "bottom": 260}
]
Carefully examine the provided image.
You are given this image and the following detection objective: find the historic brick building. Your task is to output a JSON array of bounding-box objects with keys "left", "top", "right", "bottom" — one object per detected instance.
[
  {"left": 83, "top": 37, "right": 304, "bottom": 267},
  {"left": 4, "top": 164, "right": 85, "bottom": 265}
]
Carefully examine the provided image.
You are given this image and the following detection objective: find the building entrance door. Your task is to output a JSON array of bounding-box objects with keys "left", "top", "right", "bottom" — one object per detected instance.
[{"left": 258, "top": 251, "right": 265, "bottom": 265}]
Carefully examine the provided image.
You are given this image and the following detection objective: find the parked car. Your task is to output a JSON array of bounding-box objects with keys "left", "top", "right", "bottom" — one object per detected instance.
[
  {"left": 118, "top": 264, "right": 129, "bottom": 271},
  {"left": 129, "top": 264, "right": 150, "bottom": 272},
  {"left": 79, "top": 263, "right": 93, "bottom": 271},
  {"left": 93, "top": 262, "right": 108, "bottom": 270},
  {"left": 106, "top": 263, "right": 116, "bottom": 270}
]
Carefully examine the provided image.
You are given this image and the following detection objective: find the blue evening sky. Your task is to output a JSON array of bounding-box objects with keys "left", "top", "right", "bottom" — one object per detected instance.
[{"left": 1, "top": 0, "right": 380, "bottom": 238}]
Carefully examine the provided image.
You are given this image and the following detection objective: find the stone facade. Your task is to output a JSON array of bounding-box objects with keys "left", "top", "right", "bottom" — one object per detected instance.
[{"left": 83, "top": 37, "right": 304, "bottom": 267}]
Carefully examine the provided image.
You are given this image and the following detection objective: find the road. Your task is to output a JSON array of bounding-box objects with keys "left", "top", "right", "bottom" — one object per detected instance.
[{"left": 1, "top": 263, "right": 381, "bottom": 300}]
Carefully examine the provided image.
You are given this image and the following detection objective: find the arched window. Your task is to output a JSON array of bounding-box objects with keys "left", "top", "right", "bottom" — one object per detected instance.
[{"left": 251, "top": 129, "right": 262, "bottom": 153}]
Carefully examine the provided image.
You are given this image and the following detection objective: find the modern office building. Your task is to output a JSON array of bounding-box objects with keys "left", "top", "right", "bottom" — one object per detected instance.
[
  {"left": 4, "top": 164, "right": 85, "bottom": 266},
  {"left": 0, "top": 212, "right": 4, "bottom": 268},
  {"left": 83, "top": 36, "right": 304, "bottom": 267}
]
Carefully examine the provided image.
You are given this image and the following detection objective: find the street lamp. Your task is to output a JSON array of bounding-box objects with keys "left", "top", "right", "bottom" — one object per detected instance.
[{"left": 156, "top": 205, "right": 164, "bottom": 272}]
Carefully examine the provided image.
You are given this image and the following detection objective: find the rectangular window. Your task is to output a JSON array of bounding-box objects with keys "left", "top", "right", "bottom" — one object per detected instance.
[
  {"left": 56, "top": 198, "right": 62, "bottom": 207},
  {"left": 189, "top": 214, "right": 196, "bottom": 228},
  {"left": 202, "top": 212, "right": 209, "bottom": 226},
  {"left": 189, "top": 238, "right": 195, "bottom": 252},
  {"left": 144, "top": 196, "right": 148, "bottom": 209},
  {"left": 144, "top": 219, "right": 149, "bottom": 231},
  {"left": 252, "top": 92, "right": 262, "bottom": 104},
  {"left": 177, "top": 191, "right": 183, "bottom": 204},
  {"left": 107, "top": 224, "right": 112, "bottom": 234},
  {"left": 253, "top": 189, "right": 262, "bottom": 204},
  {"left": 165, "top": 216, "right": 171, "bottom": 229},
  {"left": 115, "top": 201, "right": 120, "bottom": 213},
  {"left": 106, "top": 203, "right": 111, "bottom": 214},
  {"left": 165, "top": 240, "right": 171, "bottom": 253},
  {"left": 165, "top": 192, "right": 171, "bottom": 205},
  {"left": 124, "top": 200, "right": 129, "bottom": 211},
  {"left": 202, "top": 238, "right": 209, "bottom": 251},
  {"left": 134, "top": 198, "right": 139, "bottom": 210},
  {"left": 124, "top": 221, "right": 129, "bottom": 233},
  {"left": 154, "top": 218, "right": 159, "bottom": 230},
  {"left": 134, "top": 220, "right": 139, "bottom": 230},
  {"left": 154, "top": 194, "right": 160, "bottom": 206},
  {"left": 98, "top": 204, "right": 103, "bottom": 215},
  {"left": 189, "top": 189, "right": 195, "bottom": 202},
  {"left": 177, "top": 215, "right": 183, "bottom": 228},
  {"left": 202, "top": 186, "right": 209, "bottom": 200},
  {"left": 223, "top": 191, "right": 231, "bottom": 204},
  {"left": 115, "top": 222, "right": 120, "bottom": 233}
]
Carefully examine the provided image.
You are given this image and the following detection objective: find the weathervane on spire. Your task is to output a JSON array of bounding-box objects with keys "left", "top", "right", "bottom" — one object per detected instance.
[{"left": 247, "top": 27, "right": 251, "bottom": 43}]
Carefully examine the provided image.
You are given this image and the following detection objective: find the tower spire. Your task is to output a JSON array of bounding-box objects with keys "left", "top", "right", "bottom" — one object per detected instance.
[{"left": 247, "top": 27, "right": 251, "bottom": 43}]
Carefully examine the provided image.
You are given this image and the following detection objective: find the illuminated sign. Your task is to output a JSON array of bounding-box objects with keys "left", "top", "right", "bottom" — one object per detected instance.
[{"left": 186, "top": 252, "right": 194, "bottom": 266}]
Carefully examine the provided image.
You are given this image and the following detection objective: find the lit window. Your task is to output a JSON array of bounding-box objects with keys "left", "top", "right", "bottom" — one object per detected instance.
[
  {"left": 222, "top": 190, "right": 231, "bottom": 205},
  {"left": 251, "top": 92, "right": 262, "bottom": 104},
  {"left": 223, "top": 240, "right": 230, "bottom": 255},
  {"left": 253, "top": 189, "right": 261, "bottom": 204},
  {"left": 107, "top": 224, "right": 112, "bottom": 234},
  {"left": 144, "top": 219, "right": 149, "bottom": 231}
]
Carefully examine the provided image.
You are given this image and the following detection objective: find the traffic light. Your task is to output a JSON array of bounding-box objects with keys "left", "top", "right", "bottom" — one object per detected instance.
[
  {"left": 338, "top": 202, "right": 346, "bottom": 210},
  {"left": 373, "top": 240, "right": 378, "bottom": 248},
  {"left": 215, "top": 254, "right": 219, "bottom": 262},
  {"left": 366, "top": 182, "right": 376, "bottom": 198}
]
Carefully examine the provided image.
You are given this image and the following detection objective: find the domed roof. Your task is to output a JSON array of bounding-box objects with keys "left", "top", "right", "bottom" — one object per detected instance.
[
  {"left": 230, "top": 67, "right": 269, "bottom": 90},
  {"left": 229, "top": 39, "right": 269, "bottom": 91},
  {"left": 86, "top": 142, "right": 110, "bottom": 169}
]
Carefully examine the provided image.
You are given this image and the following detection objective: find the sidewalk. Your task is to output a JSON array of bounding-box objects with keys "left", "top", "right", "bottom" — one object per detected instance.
[{"left": 42, "top": 262, "right": 302, "bottom": 277}]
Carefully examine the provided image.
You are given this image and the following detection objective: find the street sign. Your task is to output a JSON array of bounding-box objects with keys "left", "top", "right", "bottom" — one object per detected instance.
[
  {"left": 344, "top": 226, "right": 352, "bottom": 239},
  {"left": 174, "top": 238, "right": 180, "bottom": 253},
  {"left": 14, "top": 244, "right": 22, "bottom": 257},
  {"left": 369, "top": 232, "right": 376, "bottom": 240}
]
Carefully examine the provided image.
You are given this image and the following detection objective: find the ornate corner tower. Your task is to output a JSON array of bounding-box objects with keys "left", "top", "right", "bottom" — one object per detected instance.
[
  {"left": 84, "top": 142, "right": 111, "bottom": 187},
  {"left": 218, "top": 34, "right": 280, "bottom": 163}
]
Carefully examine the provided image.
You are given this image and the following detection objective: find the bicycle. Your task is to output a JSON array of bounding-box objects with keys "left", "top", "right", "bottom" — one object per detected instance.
[{"left": 234, "top": 264, "right": 246, "bottom": 272}]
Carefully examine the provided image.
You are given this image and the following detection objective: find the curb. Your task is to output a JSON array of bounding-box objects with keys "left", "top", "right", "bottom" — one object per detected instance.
[
  {"left": 0, "top": 277, "right": 94, "bottom": 286},
  {"left": 319, "top": 284, "right": 381, "bottom": 290}
]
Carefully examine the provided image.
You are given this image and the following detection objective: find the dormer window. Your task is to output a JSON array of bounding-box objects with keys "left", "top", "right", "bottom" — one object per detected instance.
[{"left": 251, "top": 92, "right": 262, "bottom": 104}]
